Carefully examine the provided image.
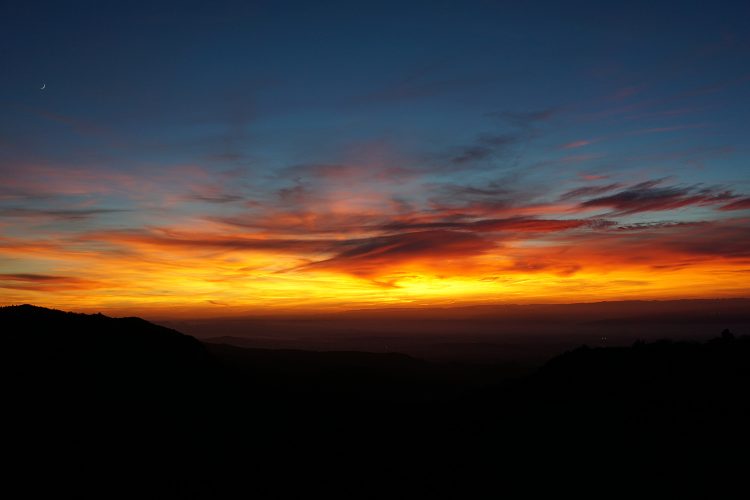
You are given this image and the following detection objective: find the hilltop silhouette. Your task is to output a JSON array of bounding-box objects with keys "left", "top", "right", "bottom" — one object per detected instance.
[
  {"left": 2, "top": 304, "right": 214, "bottom": 399},
  {"left": 3, "top": 304, "right": 749, "bottom": 497}
]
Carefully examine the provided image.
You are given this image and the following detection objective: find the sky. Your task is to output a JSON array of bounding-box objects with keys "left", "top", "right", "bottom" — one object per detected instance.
[{"left": 1, "top": 0, "right": 749, "bottom": 316}]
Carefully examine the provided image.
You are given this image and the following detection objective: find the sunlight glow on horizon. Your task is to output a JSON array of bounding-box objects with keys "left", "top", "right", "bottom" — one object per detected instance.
[
  {"left": 2, "top": 218, "right": 748, "bottom": 318},
  {"left": 2, "top": 2, "right": 750, "bottom": 317}
]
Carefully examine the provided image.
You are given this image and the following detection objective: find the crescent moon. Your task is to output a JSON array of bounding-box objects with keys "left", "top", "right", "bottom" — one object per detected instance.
[{"left": 40, "top": 83, "right": 46, "bottom": 90}]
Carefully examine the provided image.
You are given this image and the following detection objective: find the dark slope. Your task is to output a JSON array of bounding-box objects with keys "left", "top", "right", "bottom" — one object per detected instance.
[
  {"left": 515, "top": 329, "right": 750, "bottom": 439},
  {"left": 3, "top": 305, "right": 750, "bottom": 497},
  {"left": 204, "top": 341, "right": 524, "bottom": 401},
  {"left": 1, "top": 305, "right": 223, "bottom": 498},
  {"left": 2, "top": 304, "right": 214, "bottom": 398},
  {"left": 203, "top": 327, "right": 750, "bottom": 497}
]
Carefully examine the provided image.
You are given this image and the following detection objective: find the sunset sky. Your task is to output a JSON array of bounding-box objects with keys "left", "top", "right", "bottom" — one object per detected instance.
[{"left": 1, "top": 1, "right": 749, "bottom": 316}]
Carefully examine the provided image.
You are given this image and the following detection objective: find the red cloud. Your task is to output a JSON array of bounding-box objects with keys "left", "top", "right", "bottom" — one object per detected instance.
[{"left": 720, "top": 197, "right": 750, "bottom": 211}]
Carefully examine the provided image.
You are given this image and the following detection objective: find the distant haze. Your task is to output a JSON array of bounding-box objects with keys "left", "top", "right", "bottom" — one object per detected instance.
[{"left": 157, "top": 299, "right": 750, "bottom": 363}]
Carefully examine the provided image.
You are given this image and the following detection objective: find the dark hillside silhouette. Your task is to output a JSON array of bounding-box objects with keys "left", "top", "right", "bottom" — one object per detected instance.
[
  {"left": 3, "top": 305, "right": 750, "bottom": 497},
  {"left": 2, "top": 304, "right": 214, "bottom": 399}
]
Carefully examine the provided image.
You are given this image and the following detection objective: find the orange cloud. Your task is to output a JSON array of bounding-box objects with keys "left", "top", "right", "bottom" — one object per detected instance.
[
  {"left": 1, "top": 158, "right": 749, "bottom": 316},
  {"left": 562, "top": 140, "right": 592, "bottom": 149}
]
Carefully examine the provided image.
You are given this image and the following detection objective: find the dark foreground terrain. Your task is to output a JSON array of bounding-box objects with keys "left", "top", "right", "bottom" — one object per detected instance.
[{"left": 3, "top": 304, "right": 749, "bottom": 498}]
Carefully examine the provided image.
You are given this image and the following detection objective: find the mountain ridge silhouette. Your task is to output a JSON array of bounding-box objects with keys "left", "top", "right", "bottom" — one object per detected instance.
[{"left": 3, "top": 304, "right": 749, "bottom": 497}]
